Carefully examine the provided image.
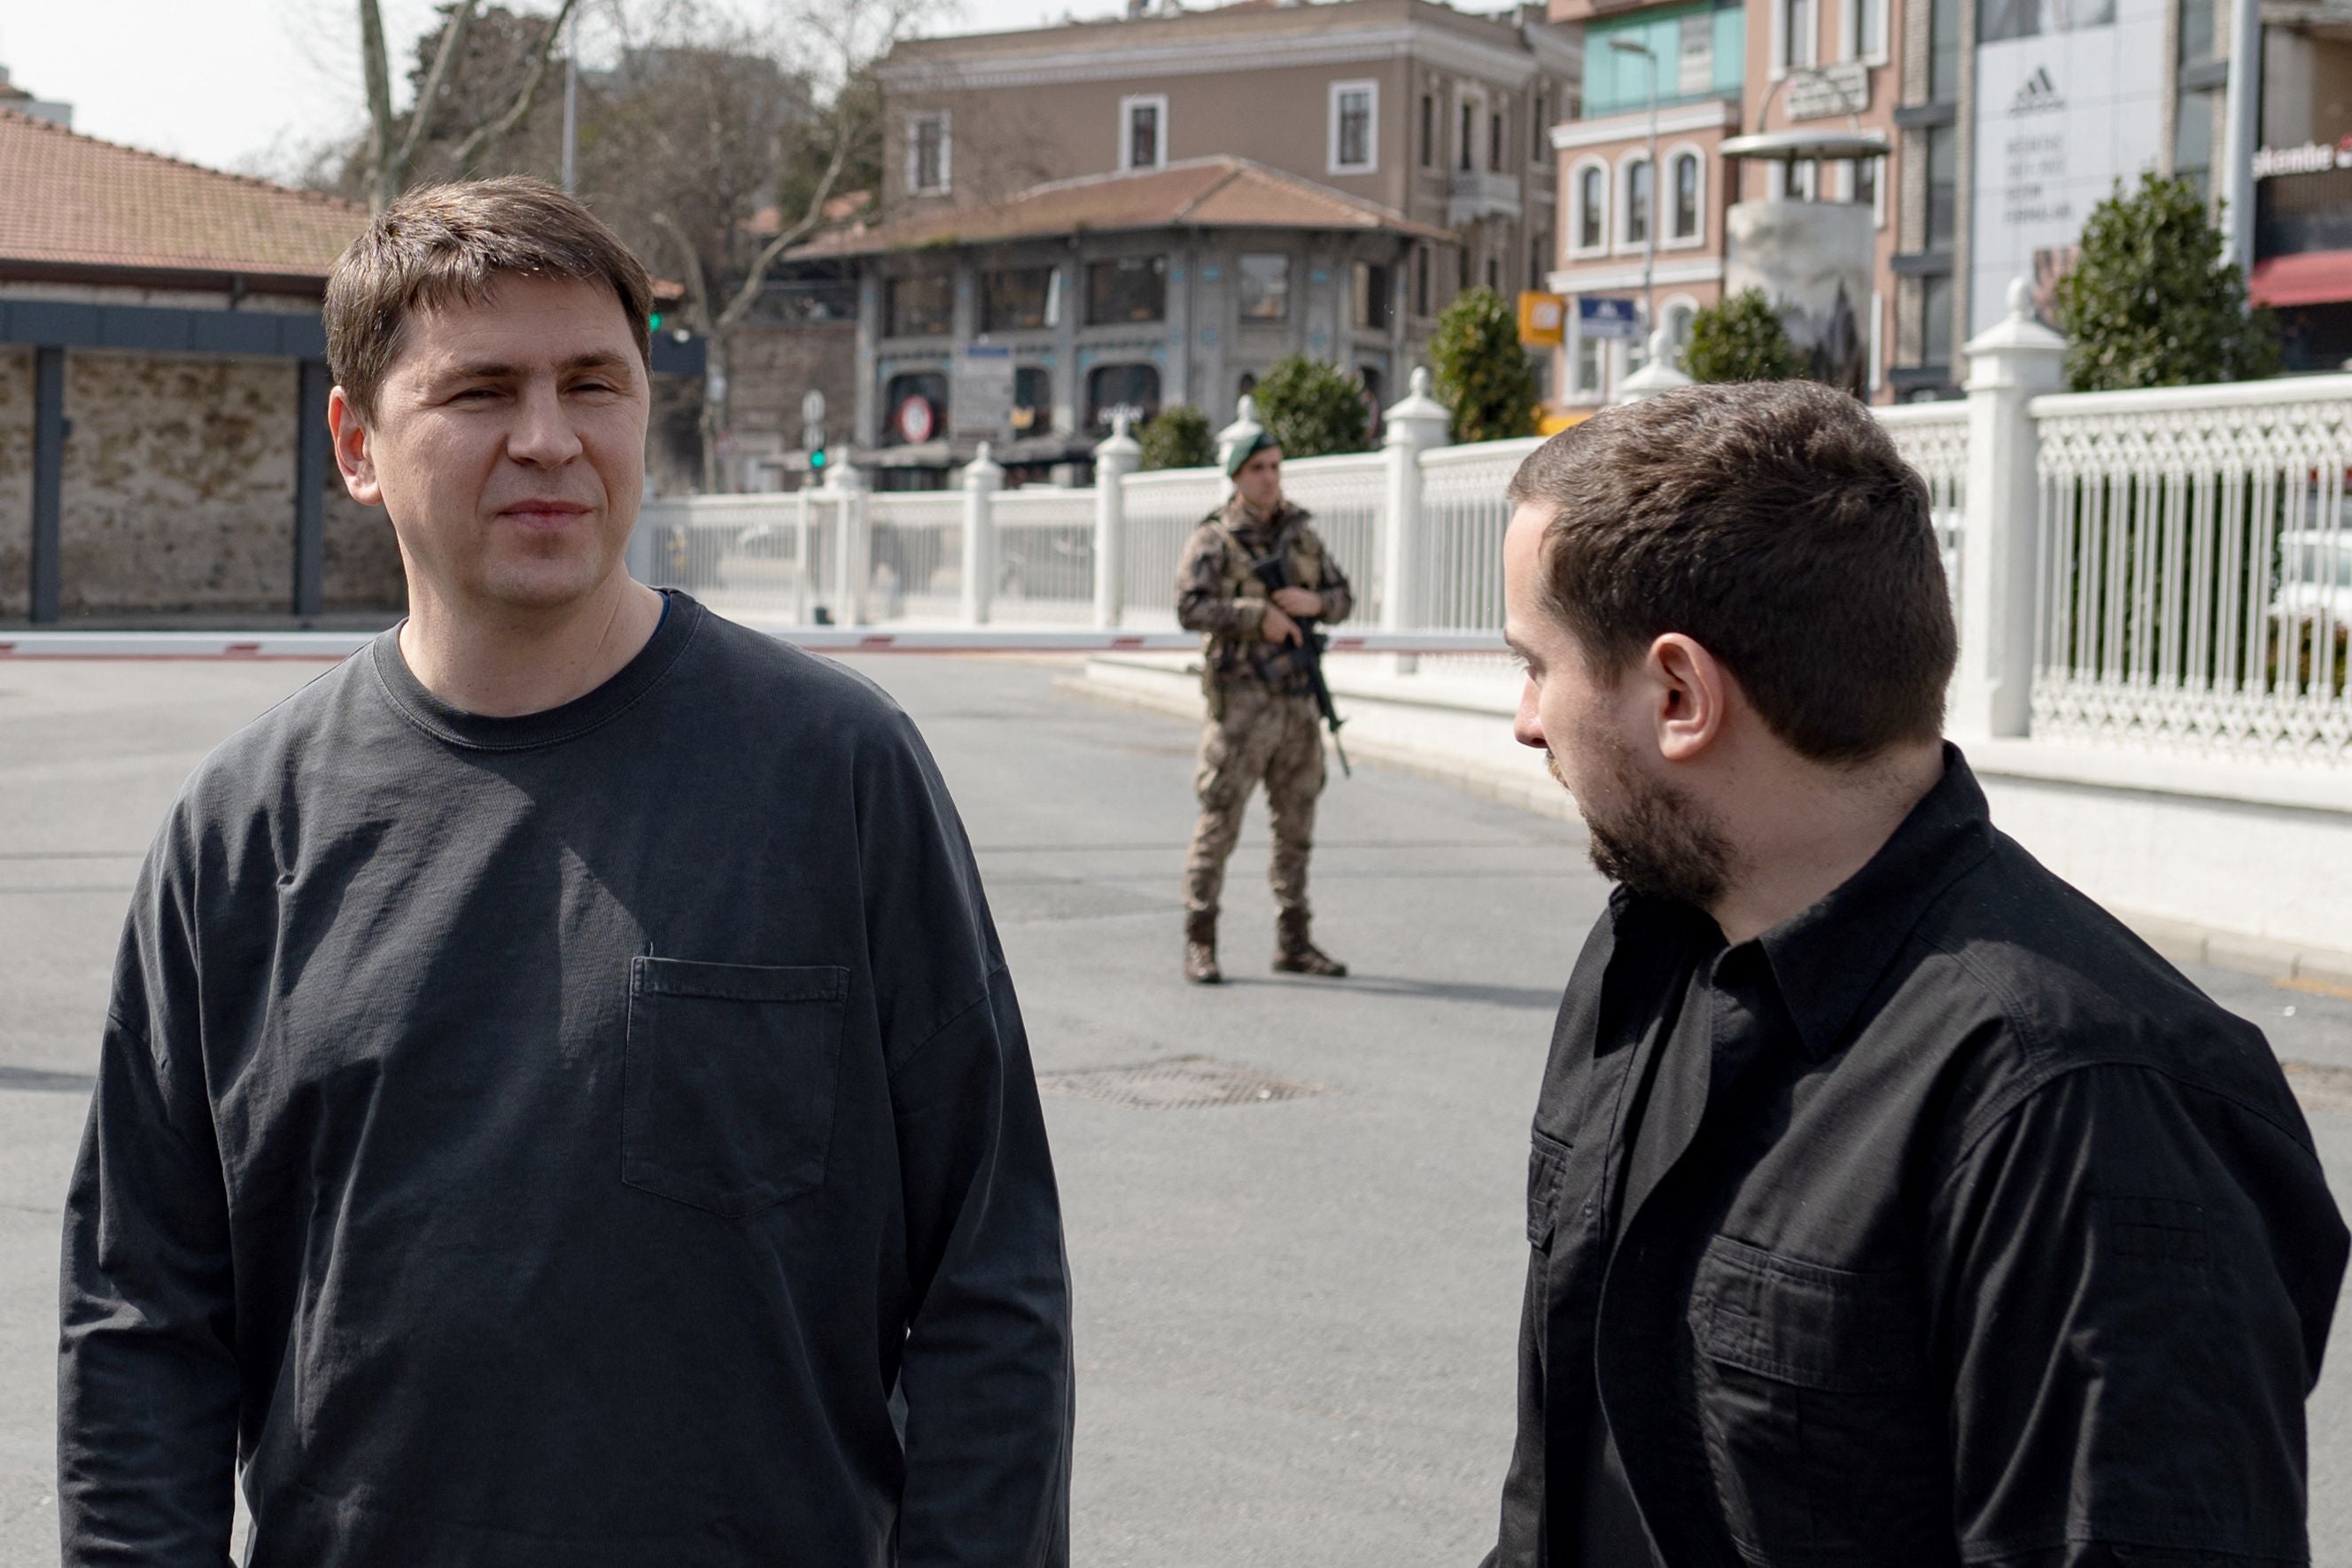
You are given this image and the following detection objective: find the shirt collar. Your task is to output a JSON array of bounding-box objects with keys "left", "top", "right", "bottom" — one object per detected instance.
[
  {"left": 1603, "top": 743, "right": 1997, "bottom": 1061},
  {"left": 1752, "top": 743, "right": 1998, "bottom": 1060}
]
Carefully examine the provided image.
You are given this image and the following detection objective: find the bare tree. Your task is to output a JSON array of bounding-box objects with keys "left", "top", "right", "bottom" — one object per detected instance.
[
  {"left": 358, "top": 0, "right": 584, "bottom": 210},
  {"left": 645, "top": 0, "right": 942, "bottom": 491}
]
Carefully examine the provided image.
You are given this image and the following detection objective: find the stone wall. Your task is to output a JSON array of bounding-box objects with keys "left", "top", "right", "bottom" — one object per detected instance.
[
  {"left": 0, "top": 348, "right": 407, "bottom": 619},
  {"left": 0, "top": 347, "right": 30, "bottom": 619}
]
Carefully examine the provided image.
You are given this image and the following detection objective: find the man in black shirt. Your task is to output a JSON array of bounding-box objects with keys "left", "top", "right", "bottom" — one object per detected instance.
[
  {"left": 58, "top": 178, "right": 1073, "bottom": 1566},
  {"left": 1485, "top": 381, "right": 2347, "bottom": 1566}
]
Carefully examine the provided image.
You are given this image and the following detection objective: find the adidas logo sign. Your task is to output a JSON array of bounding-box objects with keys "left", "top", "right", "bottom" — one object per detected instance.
[{"left": 2011, "top": 66, "right": 2063, "bottom": 113}]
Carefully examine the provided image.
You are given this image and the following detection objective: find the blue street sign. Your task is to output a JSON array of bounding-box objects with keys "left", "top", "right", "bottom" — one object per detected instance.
[{"left": 1576, "top": 296, "right": 1642, "bottom": 341}]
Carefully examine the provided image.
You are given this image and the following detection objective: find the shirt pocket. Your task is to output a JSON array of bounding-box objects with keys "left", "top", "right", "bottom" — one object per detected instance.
[
  {"left": 1686, "top": 1234, "right": 1947, "bottom": 1563},
  {"left": 1527, "top": 1130, "right": 1572, "bottom": 1252},
  {"left": 621, "top": 958, "right": 850, "bottom": 1220}
]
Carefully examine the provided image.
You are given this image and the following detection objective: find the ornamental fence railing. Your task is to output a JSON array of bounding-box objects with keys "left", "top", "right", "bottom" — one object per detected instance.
[{"left": 638, "top": 308, "right": 2352, "bottom": 772}]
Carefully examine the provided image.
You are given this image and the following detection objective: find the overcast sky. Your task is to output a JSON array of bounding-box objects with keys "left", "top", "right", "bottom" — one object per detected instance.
[{"left": 4, "top": 0, "right": 1117, "bottom": 178}]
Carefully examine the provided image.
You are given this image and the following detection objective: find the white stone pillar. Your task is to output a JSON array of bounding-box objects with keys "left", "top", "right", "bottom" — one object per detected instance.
[
  {"left": 829, "top": 459, "right": 868, "bottom": 626},
  {"left": 1952, "top": 278, "right": 2067, "bottom": 741},
  {"left": 1091, "top": 411, "right": 1143, "bottom": 629},
  {"left": 793, "top": 484, "right": 814, "bottom": 624},
  {"left": 1380, "top": 366, "right": 1452, "bottom": 674},
  {"left": 960, "top": 443, "right": 1004, "bottom": 625},
  {"left": 1611, "top": 325, "right": 1693, "bottom": 404}
]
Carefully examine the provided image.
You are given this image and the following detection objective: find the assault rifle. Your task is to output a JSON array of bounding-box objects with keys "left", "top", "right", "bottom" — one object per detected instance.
[{"left": 1247, "top": 549, "right": 1351, "bottom": 778}]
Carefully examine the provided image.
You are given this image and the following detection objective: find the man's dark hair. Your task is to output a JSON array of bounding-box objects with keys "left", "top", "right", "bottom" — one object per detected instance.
[
  {"left": 325, "top": 176, "right": 654, "bottom": 421},
  {"left": 1507, "top": 381, "right": 1956, "bottom": 764}
]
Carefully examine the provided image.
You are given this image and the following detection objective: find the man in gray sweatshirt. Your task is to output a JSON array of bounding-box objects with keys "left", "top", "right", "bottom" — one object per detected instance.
[{"left": 58, "top": 176, "right": 1074, "bottom": 1568}]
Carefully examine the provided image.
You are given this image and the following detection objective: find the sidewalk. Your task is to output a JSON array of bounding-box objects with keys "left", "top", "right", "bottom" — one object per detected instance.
[{"left": 1069, "top": 652, "right": 2352, "bottom": 990}]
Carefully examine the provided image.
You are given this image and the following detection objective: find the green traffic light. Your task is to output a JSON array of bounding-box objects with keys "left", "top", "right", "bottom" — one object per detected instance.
[
  {"left": 648, "top": 311, "right": 664, "bottom": 331},
  {"left": 810, "top": 448, "right": 828, "bottom": 470}
]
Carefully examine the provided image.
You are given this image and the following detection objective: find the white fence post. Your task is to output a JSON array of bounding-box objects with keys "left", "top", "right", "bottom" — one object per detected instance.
[
  {"left": 793, "top": 485, "right": 813, "bottom": 624},
  {"left": 961, "top": 443, "right": 1004, "bottom": 625},
  {"left": 1092, "top": 412, "right": 1142, "bottom": 629},
  {"left": 1381, "top": 367, "right": 1451, "bottom": 672},
  {"left": 1953, "top": 279, "right": 2067, "bottom": 741},
  {"left": 830, "top": 460, "right": 868, "bottom": 625}
]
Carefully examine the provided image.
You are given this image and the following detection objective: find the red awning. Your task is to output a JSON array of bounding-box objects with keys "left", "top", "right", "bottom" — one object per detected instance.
[{"left": 2250, "top": 251, "right": 2352, "bottom": 308}]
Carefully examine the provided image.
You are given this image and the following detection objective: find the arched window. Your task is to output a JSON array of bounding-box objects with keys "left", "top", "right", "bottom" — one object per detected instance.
[
  {"left": 1577, "top": 164, "right": 1606, "bottom": 251},
  {"left": 1672, "top": 151, "right": 1702, "bottom": 241},
  {"left": 1624, "top": 156, "right": 1652, "bottom": 246},
  {"left": 1663, "top": 298, "right": 1699, "bottom": 361}
]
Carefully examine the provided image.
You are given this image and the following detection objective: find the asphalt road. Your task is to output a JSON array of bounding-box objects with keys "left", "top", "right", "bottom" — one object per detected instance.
[{"left": 4, "top": 651, "right": 2352, "bottom": 1567}]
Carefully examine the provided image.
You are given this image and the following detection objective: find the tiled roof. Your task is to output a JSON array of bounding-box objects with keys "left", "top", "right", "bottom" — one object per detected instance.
[
  {"left": 792, "top": 158, "right": 1455, "bottom": 259},
  {"left": 0, "top": 108, "right": 367, "bottom": 283}
]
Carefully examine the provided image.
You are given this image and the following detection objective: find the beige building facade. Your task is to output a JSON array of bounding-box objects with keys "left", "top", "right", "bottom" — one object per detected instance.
[{"left": 877, "top": 0, "right": 1582, "bottom": 353}]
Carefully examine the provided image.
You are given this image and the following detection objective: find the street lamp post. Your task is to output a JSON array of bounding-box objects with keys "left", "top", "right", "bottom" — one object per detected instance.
[
  {"left": 1607, "top": 35, "right": 1660, "bottom": 372},
  {"left": 561, "top": 6, "right": 580, "bottom": 194}
]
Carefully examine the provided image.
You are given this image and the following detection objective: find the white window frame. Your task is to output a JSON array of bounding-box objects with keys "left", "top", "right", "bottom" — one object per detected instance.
[
  {"left": 1570, "top": 156, "right": 1611, "bottom": 257},
  {"left": 1454, "top": 83, "right": 1487, "bottom": 175},
  {"left": 1842, "top": 0, "right": 1891, "bottom": 65},
  {"left": 1771, "top": 0, "right": 1819, "bottom": 77},
  {"left": 906, "top": 110, "right": 951, "bottom": 196},
  {"left": 1329, "top": 79, "right": 1379, "bottom": 175},
  {"left": 1660, "top": 292, "right": 1701, "bottom": 367},
  {"left": 1615, "top": 150, "right": 1653, "bottom": 252},
  {"left": 1568, "top": 316, "right": 1608, "bottom": 401},
  {"left": 1664, "top": 144, "right": 1707, "bottom": 248},
  {"left": 1119, "top": 93, "right": 1168, "bottom": 173}
]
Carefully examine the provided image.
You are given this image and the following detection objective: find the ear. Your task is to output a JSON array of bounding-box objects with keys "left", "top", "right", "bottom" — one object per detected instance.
[
  {"left": 327, "top": 386, "right": 382, "bottom": 508},
  {"left": 1644, "top": 633, "right": 1731, "bottom": 763}
]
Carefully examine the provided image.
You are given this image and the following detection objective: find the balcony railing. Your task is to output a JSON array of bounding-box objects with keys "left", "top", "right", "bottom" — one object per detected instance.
[{"left": 1447, "top": 169, "right": 1522, "bottom": 226}]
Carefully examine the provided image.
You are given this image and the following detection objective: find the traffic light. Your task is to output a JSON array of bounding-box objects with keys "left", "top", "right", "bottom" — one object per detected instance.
[
  {"left": 648, "top": 311, "right": 664, "bottom": 332},
  {"left": 809, "top": 446, "right": 828, "bottom": 472}
]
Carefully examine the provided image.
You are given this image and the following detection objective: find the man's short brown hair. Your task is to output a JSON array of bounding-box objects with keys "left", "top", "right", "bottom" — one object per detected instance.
[
  {"left": 325, "top": 176, "right": 654, "bottom": 421},
  {"left": 1508, "top": 381, "right": 1956, "bottom": 763}
]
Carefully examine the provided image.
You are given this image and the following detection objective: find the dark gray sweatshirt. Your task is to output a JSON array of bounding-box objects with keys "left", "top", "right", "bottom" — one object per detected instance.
[{"left": 58, "top": 593, "right": 1073, "bottom": 1567}]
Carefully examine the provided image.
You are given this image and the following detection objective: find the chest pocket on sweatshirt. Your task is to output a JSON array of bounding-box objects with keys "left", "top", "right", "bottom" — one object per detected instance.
[
  {"left": 622, "top": 958, "right": 849, "bottom": 1219},
  {"left": 1686, "top": 1235, "right": 1946, "bottom": 1561}
]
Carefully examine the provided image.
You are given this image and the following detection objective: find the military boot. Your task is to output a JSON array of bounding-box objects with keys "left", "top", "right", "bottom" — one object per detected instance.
[
  {"left": 1184, "top": 912, "right": 1223, "bottom": 985},
  {"left": 1273, "top": 911, "right": 1347, "bottom": 978}
]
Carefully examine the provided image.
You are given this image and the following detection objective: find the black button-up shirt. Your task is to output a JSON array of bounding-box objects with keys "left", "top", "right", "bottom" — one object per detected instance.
[{"left": 1486, "top": 749, "right": 2348, "bottom": 1568}]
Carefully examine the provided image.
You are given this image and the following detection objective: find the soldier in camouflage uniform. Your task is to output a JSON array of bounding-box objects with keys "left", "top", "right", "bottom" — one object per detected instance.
[{"left": 1175, "top": 423, "right": 1352, "bottom": 984}]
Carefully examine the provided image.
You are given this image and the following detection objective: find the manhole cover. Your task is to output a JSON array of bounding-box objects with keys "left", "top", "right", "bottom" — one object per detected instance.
[
  {"left": 1036, "top": 1054, "right": 1325, "bottom": 1110},
  {"left": 2284, "top": 1060, "right": 2352, "bottom": 1115}
]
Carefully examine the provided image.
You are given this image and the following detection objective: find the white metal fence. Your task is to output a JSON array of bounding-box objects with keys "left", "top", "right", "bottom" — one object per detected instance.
[
  {"left": 1877, "top": 402, "right": 1971, "bottom": 614},
  {"left": 2029, "top": 377, "right": 2352, "bottom": 764},
  {"left": 638, "top": 358, "right": 2352, "bottom": 772}
]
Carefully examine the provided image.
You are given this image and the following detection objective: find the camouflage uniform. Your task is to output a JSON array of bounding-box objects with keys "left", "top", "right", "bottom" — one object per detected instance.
[{"left": 1176, "top": 493, "right": 1353, "bottom": 967}]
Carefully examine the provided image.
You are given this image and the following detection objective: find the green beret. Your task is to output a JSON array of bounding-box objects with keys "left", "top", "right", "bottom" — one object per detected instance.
[{"left": 1223, "top": 426, "right": 1279, "bottom": 478}]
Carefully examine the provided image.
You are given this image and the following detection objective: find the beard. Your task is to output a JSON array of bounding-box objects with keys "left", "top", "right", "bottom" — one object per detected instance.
[{"left": 1549, "top": 729, "right": 1734, "bottom": 910}]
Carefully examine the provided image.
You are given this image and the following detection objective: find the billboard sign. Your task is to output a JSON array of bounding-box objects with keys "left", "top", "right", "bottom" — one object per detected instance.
[
  {"left": 952, "top": 345, "right": 1016, "bottom": 439},
  {"left": 1519, "top": 291, "right": 1568, "bottom": 346},
  {"left": 1576, "top": 296, "right": 1642, "bottom": 341},
  {"left": 1968, "top": 0, "right": 2164, "bottom": 335}
]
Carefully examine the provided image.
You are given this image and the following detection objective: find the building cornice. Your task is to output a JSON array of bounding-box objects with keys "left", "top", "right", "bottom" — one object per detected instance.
[
  {"left": 1547, "top": 256, "right": 1724, "bottom": 291},
  {"left": 881, "top": 20, "right": 1551, "bottom": 94},
  {"left": 1549, "top": 99, "right": 1739, "bottom": 150}
]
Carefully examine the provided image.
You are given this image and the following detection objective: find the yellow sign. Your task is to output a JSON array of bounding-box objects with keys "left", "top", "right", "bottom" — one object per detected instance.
[
  {"left": 1518, "top": 291, "right": 1568, "bottom": 347},
  {"left": 1535, "top": 409, "right": 1590, "bottom": 436}
]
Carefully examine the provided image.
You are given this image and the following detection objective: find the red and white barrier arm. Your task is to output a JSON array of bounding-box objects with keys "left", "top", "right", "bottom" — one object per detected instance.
[{"left": 0, "top": 627, "right": 1510, "bottom": 661}]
